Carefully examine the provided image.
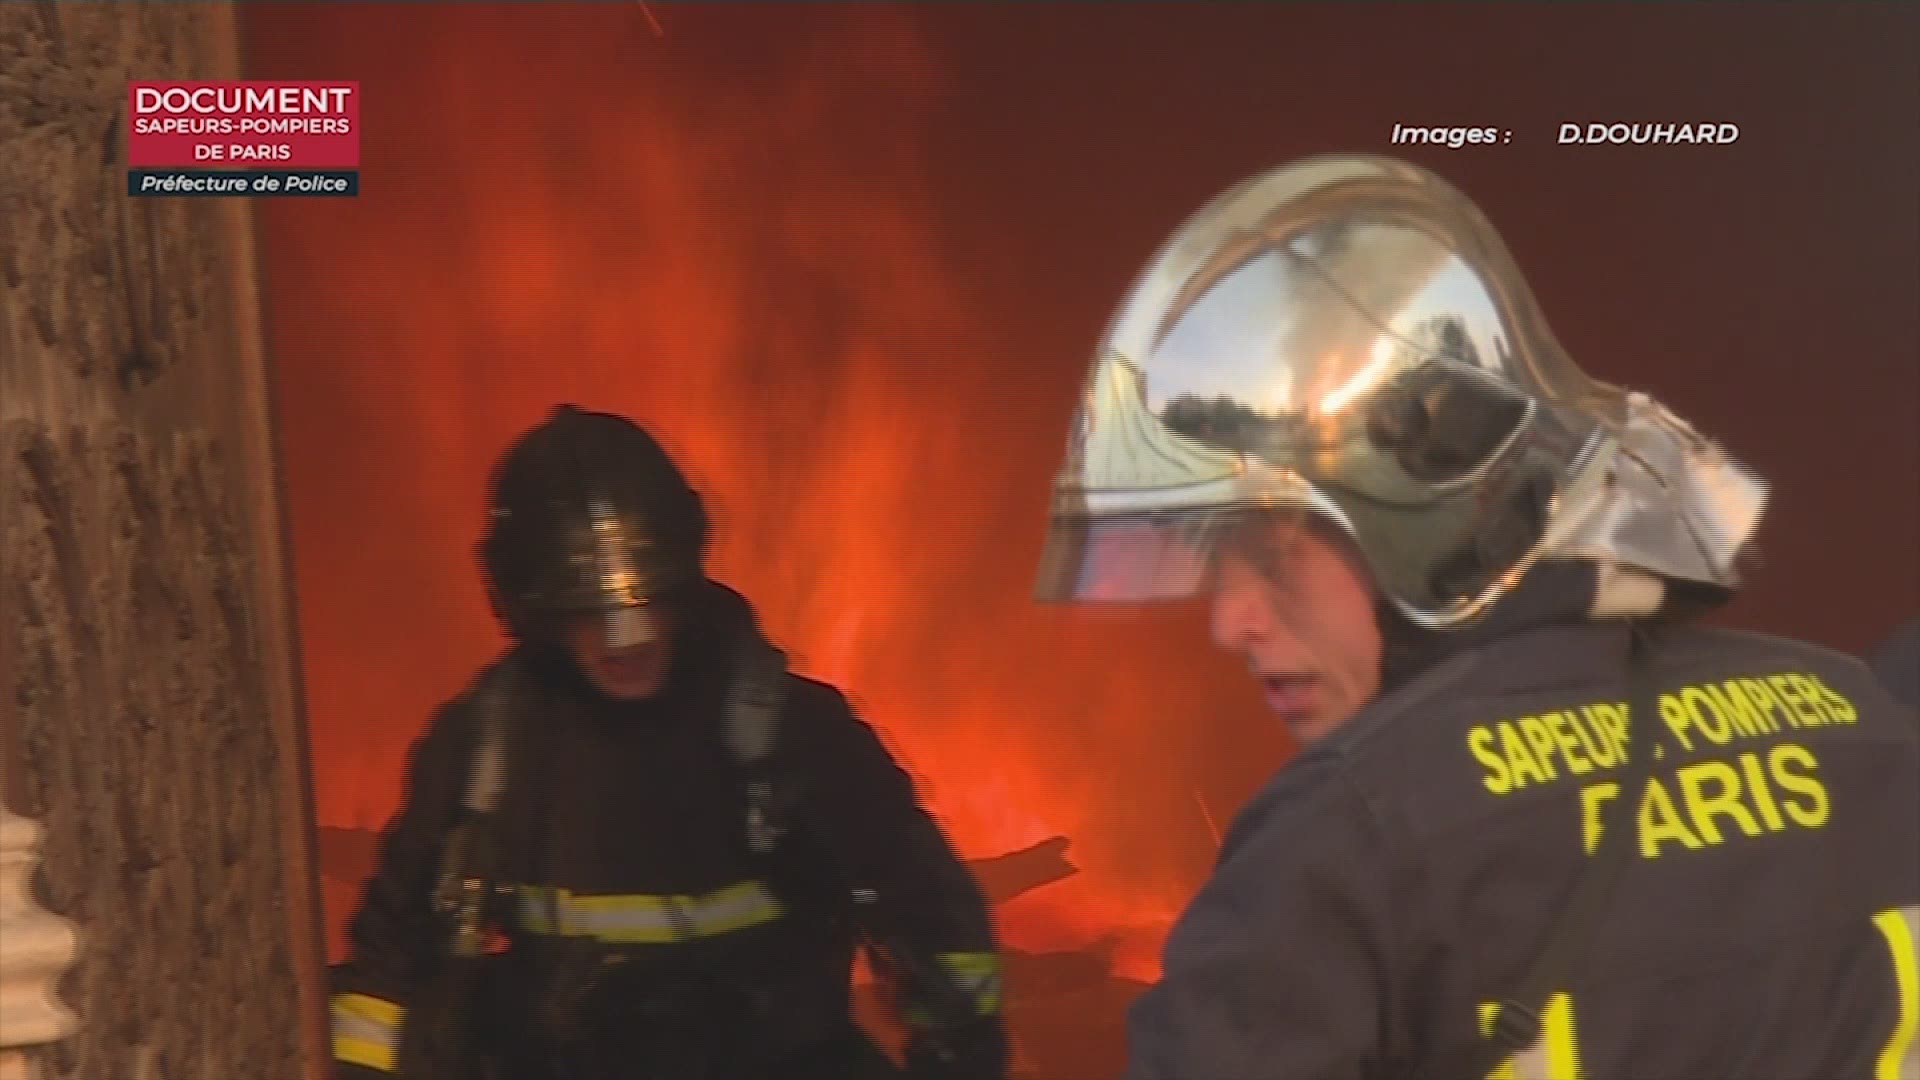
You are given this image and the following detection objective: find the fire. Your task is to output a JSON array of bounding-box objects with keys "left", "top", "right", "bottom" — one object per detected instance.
[{"left": 247, "top": 0, "right": 1293, "bottom": 1026}]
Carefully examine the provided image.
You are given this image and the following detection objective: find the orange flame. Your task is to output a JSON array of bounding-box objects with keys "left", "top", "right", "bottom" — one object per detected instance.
[{"left": 248, "top": 1, "right": 1293, "bottom": 997}]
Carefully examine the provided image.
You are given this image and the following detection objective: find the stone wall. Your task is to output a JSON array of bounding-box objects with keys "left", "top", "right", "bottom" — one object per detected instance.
[{"left": 0, "top": 4, "right": 326, "bottom": 1077}]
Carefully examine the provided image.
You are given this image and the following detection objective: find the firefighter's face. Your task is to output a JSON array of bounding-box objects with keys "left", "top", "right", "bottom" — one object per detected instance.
[
  {"left": 1208, "top": 517, "right": 1383, "bottom": 745},
  {"left": 567, "top": 607, "right": 674, "bottom": 700}
]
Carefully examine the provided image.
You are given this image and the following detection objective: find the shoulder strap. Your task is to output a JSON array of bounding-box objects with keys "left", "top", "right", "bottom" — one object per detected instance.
[
  {"left": 1471, "top": 624, "right": 1664, "bottom": 1075},
  {"left": 432, "top": 659, "right": 518, "bottom": 959},
  {"left": 399, "top": 664, "right": 522, "bottom": 1079},
  {"left": 464, "top": 666, "right": 513, "bottom": 815},
  {"left": 722, "top": 639, "right": 793, "bottom": 855}
]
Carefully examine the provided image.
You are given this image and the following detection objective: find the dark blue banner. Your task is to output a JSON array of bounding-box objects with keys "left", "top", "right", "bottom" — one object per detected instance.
[{"left": 127, "top": 168, "right": 359, "bottom": 197}]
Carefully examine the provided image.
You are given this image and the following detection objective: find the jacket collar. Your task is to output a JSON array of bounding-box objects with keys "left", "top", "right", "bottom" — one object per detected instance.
[{"left": 1378, "top": 559, "right": 1705, "bottom": 695}]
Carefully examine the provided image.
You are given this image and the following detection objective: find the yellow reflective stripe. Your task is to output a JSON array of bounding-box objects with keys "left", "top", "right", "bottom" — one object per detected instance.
[
  {"left": 1469, "top": 907, "right": 1920, "bottom": 1080},
  {"left": 695, "top": 881, "right": 783, "bottom": 935},
  {"left": 1875, "top": 906, "right": 1920, "bottom": 1080},
  {"left": 1477, "top": 1003, "right": 1518, "bottom": 1080},
  {"left": 570, "top": 892, "right": 666, "bottom": 914},
  {"left": 938, "top": 951, "right": 1004, "bottom": 1015},
  {"left": 570, "top": 891, "right": 680, "bottom": 943},
  {"left": 1540, "top": 995, "right": 1582, "bottom": 1080},
  {"left": 334, "top": 991, "right": 403, "bottom": 1028},
  {"left": 517, "top": 884, "right": 556, "bottom": 934},
  {"left": 513, "top": 880, "right": 782, "bottom": 943},
  {"left": 335, "top": 1037, "right": 396, "bottom": 1073},
  {"left": 1478, "top": 994, "right": 1581, "bottom": 1080},
  {"left": 330, "top": 993, "right": 403, "bottom": 1073}
]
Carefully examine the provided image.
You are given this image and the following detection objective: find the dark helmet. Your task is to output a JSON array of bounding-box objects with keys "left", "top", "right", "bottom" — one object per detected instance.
[{"left": 480, "top": 405, "right": 709, "bottom": 641}]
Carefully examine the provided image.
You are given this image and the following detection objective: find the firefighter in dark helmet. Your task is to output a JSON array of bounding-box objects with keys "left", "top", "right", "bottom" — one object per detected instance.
[
  {"left": 328, "top": 405, "right": 1007, "bottom": 1080},
  {"left": 1031, "top": 155, "right": 1920, "bottom": 1079}
]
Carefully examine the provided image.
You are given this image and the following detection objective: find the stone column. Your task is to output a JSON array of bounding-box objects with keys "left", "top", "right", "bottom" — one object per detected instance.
[{"left": 1, "top": 3, "right": 329, "bottom": 1077}]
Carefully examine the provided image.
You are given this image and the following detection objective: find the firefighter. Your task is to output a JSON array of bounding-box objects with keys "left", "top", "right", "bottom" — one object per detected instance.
[
  {"left": 1869, "top": 616, "right": 1919, "bottom": 709},
  {"left": 1031, "top": 155, "right": 1920, "bottom": 1079},
  {"left": 328, "top": 405, "right": 1007, "bottom": 1080}
]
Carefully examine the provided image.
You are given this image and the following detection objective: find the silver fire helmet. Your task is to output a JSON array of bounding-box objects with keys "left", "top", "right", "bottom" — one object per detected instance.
[{"left": 1033, "top": 154, "right": 1767, "bottom": 629}]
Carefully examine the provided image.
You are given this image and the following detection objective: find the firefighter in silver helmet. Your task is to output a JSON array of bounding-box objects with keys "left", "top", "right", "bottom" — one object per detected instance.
[
  {"left": 1035, "top": 155, "right": 1920, "bottom": 1079},
  {"left": 329, "top": 405, "right": 1007, "bottom": 1080}
]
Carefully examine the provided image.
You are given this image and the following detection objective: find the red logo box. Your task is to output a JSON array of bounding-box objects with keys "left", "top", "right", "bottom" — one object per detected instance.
[{"left": 128, "top": 81, "right": 360, "bottom": 169}]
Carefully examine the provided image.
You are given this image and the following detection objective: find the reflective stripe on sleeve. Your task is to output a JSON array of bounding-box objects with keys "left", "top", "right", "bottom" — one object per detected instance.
[
  {"left": 1875, "top": 906, "right": 1920, "bottom": 1080},
  {"left": 513, "top": 879, "right": 782, "bottom": 944},
  {"left": 1477, "top": 994, "right": 1581, "bottom": 1080},
  {"left": 331, "top": 992, "right": 404, "bottom": 1073},
  {"left": 938, "top": 951, "right": 1004, "bottom": 1016}
]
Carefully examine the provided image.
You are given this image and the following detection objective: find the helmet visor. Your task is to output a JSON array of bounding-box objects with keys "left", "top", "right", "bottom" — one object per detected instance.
[
  {"left": 1035, "top": 511, "right": 1224, "bottom": 604},
  {"left": 602, "top": 603, "right": 660, "bottom": 649},
  {"left": 1034, "top": 504, "right": 1324, "bottom": 604}
]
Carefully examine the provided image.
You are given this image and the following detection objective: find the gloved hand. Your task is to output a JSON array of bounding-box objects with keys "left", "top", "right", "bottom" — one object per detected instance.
[{"left": 903, "top": 1018, "right": 1009, "bottom": 1080}]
